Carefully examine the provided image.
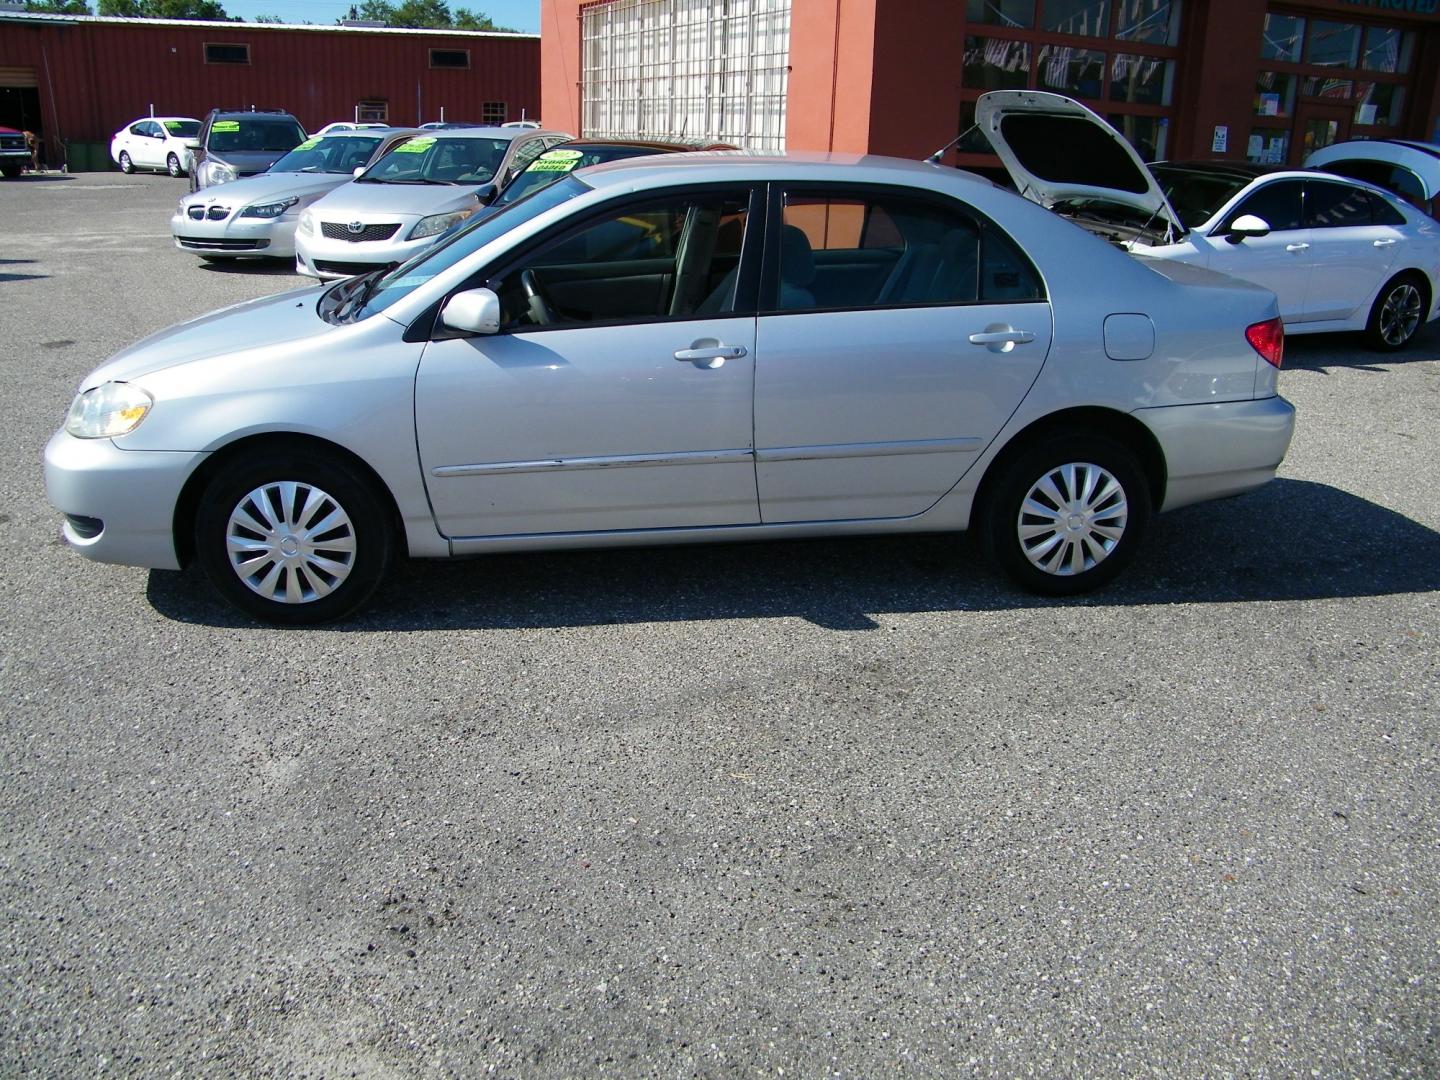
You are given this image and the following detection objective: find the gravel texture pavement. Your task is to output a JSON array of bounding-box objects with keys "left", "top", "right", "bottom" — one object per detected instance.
[{"left": 1, "top": 171, "right": 1437, "bottom": 1077}]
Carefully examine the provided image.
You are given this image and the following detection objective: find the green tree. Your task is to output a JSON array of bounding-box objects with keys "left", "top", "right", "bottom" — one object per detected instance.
[
  {"left": 387, "top": 0, "right": 450, "bottom": 29},
  {"left": 24, "top": 0, "right": 92, "bottom": 13},
  {"left": 97, "top": 0, "right": 230, "bottom": 15},
  {"left": 253, "top": 11, "right": 282, "bottom": 20},
  {"left": 339, "top": 0, "right": 513, "bottom": 30},
  {"left": 454, "top": 7, "right": 513, "bottom": 30}
]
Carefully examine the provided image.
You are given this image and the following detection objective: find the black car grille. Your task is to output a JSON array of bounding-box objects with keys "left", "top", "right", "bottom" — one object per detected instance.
[
  {"left": 313, "top": 259, "right": 381, "bottom": 276},
  {"left": 176, "top": 236, "right": 270, "bottom": 251},
  {"left": 188, "top": 206, "right": 232, "bottom": 221},
  {"left": 320, "top": 221, "right": 401, "bottom": 243},
  {"left": 0, "top": 135, "right": 25, "bottom": 151}
]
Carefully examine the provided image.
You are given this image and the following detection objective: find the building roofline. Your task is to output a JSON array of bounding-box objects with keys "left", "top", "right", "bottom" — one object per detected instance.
[{"left": 0, "top": 10, "right": 537, "bottom": 38}]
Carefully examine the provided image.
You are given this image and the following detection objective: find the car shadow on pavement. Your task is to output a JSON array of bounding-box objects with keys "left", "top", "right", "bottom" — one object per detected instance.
[
  {"left": 1285, "top": 327, "right": 1439, "bottom": 371},
  {"left": 196, "top": 259, "right": 302, "bottom": 277},
  {"left": 0, "top": 259, "right": 46, "bottom": 283},
  {"left": 145, "top": 478, "right": 1440, "bottom": 631}
]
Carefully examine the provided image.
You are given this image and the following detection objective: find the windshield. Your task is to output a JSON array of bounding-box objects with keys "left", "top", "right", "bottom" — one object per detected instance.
[
  {"left": 162, "top": 120, "right": 200, "bottom": 138},
  {"left": 208, "top": 118, "right": 306, "bottom": 154},
  {"left": 270, "top": 135, "right": 383, "bottom": 174},
  {"left": 495, "top": 145, "right": 669, "bottom": 207},
  {"left": 1151, "top": 165, "right": 1253, "bottom": 230},
  {"left": 360, "top": 135, "right": 511, "bottom": 185},
  {"left": 348, "top": 175, "right": 589, "bottom": 321}
]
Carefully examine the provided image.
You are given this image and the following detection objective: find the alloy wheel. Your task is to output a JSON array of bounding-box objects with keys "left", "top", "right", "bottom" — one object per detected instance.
[{"left": 1379, "top": 282, "right": 1422, "bottom": 347}]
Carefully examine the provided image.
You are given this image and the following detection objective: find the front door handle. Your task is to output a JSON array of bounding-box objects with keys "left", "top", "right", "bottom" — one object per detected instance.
[
  {"left": 968, "top": 325, "right": 1036, "bottom": 353},
  {"left": 674, "top": 341, "right": 747, "bottom": 368},
  {"left": 1373, "top": 238, "right": 1398, "bottom": 247},
  {"left": 1285, "top": 242, "right": 1310, "bottom": 252}
]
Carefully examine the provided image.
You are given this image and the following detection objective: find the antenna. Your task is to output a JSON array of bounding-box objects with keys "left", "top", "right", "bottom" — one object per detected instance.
[{"left": 924, "top": 124, "right": 980, "bottom": 165}]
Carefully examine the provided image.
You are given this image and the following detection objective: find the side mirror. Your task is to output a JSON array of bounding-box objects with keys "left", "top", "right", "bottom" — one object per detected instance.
[
  {"left": 439, "top": 287, "right": 501, "bottom": 335},
  {"left": 184, "top": 140, "right": 201, "bottom": 150},
  {"left": 353, "top": 166, "right": 365, "bottom": 178},
  {"left": 473, "top": 182, "right": 496, "bottom": 205},
  {"left": 1225, "top": 214, "right": 1271, "bottom": 244}
]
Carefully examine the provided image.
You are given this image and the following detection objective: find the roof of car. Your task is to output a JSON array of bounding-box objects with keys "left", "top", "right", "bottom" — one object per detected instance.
[
  {"left": 1151, "top": 160, "right": 1282, "bottom": 181},
  {"left": 418, "top": 126, "right": 567, "bottom": 141},
  {"left": 576, "top": 152, "right": 995, "bottom": 190},
  {"left": 557, "top": 138, "right": 739, "bottom": 152}
]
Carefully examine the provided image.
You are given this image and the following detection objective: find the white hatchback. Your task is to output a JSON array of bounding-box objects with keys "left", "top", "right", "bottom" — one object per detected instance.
[
  {"left": 110, "top": 116, "right": 200, "bottom": 177},
  {"left": 977, "top": 91, "right": 1440, "bottom": 351}
]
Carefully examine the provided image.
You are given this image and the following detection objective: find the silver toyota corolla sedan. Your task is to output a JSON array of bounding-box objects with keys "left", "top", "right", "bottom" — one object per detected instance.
[
  {"left": 45, "top": 154, "right": 1296, "bottom": 624},
  {"left": 293, "top": 126, "right": 568, "bottom": 279},
  {"left": 170, "top": 129, "right": 424, "bottom": 261}
]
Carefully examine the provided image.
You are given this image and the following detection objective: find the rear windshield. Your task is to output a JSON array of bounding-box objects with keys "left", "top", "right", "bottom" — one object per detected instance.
[
  {"left": 1150, "top": 165, "right": 1253, "bottom": 230},
  {"left": 162, "top": 120, "right": 200, "bottom": 138},
  {"left": 207, "top": 118, "right": 306, "bottom": 154},
  {"left": 360, "top": 136, "right": 511, "bottom": 185},
  {"left": 270, "top": 135, "right": 383, "bottom": 174}
]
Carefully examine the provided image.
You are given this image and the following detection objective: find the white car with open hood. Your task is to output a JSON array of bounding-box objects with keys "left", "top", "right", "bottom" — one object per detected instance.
[{"left": 974, "top": 91, "right": 1440, "bottom": 350}]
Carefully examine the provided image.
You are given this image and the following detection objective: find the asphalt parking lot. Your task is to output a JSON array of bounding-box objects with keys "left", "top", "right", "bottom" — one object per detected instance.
[{"left": 1, "top": 171, "right": 1437, "bottom": 1077}]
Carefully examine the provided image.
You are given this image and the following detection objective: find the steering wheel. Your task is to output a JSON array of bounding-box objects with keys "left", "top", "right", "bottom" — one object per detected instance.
[{"left": 520, "top": 269, "right": 556, "bottom": 326}]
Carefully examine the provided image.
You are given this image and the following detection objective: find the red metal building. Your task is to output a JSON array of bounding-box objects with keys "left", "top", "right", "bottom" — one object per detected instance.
[{"left": 0, "top": 10, "right": 540, "bottom": 168}]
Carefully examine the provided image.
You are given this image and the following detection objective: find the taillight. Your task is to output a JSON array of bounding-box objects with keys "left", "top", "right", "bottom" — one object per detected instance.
[{"left": 1245, "top": 317, "right": 1284, "bottom": 368}]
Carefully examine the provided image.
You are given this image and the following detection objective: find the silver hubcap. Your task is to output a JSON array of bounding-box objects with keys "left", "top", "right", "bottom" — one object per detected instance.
[
  {"left": 225, "top": 481, "right": 356, "bottom": 604},
  {"left": 1017, "top": 462, "right": 1128, "bottom": 576},
  {"left": 1380, "top": 283, "right": 1422, "bottom": 346}
]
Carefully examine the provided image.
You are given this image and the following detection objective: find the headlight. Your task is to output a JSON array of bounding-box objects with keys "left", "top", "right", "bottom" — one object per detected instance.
[
  {"left": 241, "top": 196, "right": 300, "bottom": 219},
  {"left": 298, "top": 208, "right": 315, "bottom": 235},
  {"left": 409, "top": 210, "right": 474, "bottom": 240},
  {"left": 200, "top": 159, "right": 237, "bottom": 187},
  {"left": 65, "top": 382, "right": 154, "bottom": 439}
]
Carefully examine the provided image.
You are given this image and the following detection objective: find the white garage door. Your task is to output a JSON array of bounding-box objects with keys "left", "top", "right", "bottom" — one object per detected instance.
[{"left": 581, "top": 0, "right": 791, "bottom": 152}]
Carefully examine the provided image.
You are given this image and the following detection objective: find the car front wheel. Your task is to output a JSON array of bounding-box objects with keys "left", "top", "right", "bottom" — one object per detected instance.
[
  {"left": 194, "top": 450, "right": 394, "bottom": 624},
  {"left": 1366, "top": 273, "right": 1426, "bottom": 351},
  {"left": 983, "top": 434, "right": 1151, "bottom": 596},
  {"left": 118, "top": 150, "right": 133, "bottom": 174}
]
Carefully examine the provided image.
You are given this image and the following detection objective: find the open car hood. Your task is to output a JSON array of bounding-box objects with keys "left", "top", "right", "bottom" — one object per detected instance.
[{"left": 975, "top": 90, "right": 1184, "bottom": 239}]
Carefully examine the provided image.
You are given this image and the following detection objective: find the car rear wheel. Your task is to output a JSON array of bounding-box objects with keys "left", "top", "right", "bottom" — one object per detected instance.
[
  {"left": 194, "top": 450, "right": 394, "bottom": 625},
  {"left": 0, "top": 164, "right": 20, "bottom": 180},
  {"left": 167, "top": 152, "right": 183, "bottom": 178},
  {"left": 1366, "top": 273, "right": 1426, "bottom": 351},
  {"left": 983, "top": 434, "right": 1151, "bottom": 596},
  {"left": 118, "top": 150, "right": 133, "bottom": 174}
]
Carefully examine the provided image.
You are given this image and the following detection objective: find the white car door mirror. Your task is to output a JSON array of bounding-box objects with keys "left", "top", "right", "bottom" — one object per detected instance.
[
  {"left": 353, "top": 166, "right": 365, "bottom": 178},
  {"left": 1226, "top": 214, "right": 1271, "bottom": 244},
  {"left": 439, "top": 287, "right": 501, "bottom": 335}
]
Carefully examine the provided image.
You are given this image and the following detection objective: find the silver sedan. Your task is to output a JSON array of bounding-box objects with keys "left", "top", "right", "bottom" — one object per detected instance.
[{"left": 45, "top": 154, "right": 1295, "bottom": 624}]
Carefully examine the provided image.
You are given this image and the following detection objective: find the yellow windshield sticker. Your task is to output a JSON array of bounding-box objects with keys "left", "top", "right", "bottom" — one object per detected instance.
[
  {"left": 394, "top": 137, "right": 436, "bottom": 154},
  {"left": 163, "top": 121, "right": 184, "bottom": 133},
  {"left": 526, "top": 158, "right": 579, "bottom": 173},
  {"left": 294, "top": 137, "right": 321, "bottom": 151},
  {"left": 539, "top": 148, "right": 584, "bottom": 161},
  {"left": 211, "top": 120, "right": 240, "bottom": 133}
]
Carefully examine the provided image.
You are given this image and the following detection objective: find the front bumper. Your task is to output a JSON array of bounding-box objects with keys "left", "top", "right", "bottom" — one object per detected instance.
[
  {"left": 294, "top": 220, "right": 433, "bottom": 279},
  {"left": 44, "top": 429, "right": 208, "bottom": 571},
  {"left": 170, "top": 209, "right": 299, "bottom": 258},
  {"left": 1139, "top": 395, "right": 1296, "bottom": 513}
]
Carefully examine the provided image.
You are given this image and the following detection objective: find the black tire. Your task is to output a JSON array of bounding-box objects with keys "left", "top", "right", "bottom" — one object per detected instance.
[
  {"left": 194, "top": 450, "right": 394, "bottom": 625},
  {"left": 118, "top": 150, "right": 134, "bottom": 174},
  {"left": 1365, "top": 273, "right": 1426, "bottom": 352},
  {"left": 0, "top": 164, "right": 20, "bottom": 180},
  {"left": 982, "top": 433, "right": 1152, "bottom": 596},
  {"left": 167, "top": 152, "right": 184, "bottom": 178}
]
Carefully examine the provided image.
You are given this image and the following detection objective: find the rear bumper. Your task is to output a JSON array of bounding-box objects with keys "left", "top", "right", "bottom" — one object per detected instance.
[{"left": 1139, "top": 395, "right": 1296, "bottom": 512}]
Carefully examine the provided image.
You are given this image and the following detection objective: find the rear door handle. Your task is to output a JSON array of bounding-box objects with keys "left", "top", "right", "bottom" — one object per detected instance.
[
  {"left": 1285, "top": 242, "right": 1310, "bottom": 252},
  {"left": 1373, "top": 238, "right": 1398, "bottom": 247},
  {"left": 968, "top": 326, "right": 1036, "bottom": 353}
]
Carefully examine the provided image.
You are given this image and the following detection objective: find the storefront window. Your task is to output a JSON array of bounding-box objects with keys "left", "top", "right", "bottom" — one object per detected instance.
[
  {"left": 1109, "top": 113, "right": 1167, "bottom": 162},
  {"left": 1259, "top": 13, "right": 1303, "bottom": 62},
  {"left": 963, "top": 35, "right": 1033, "bottom": 90},
  {"left": 1247, "top": 127, "right": 1290, "bottom": 166},
  {"left": 1110, "top": 53, "right": 1172, "bottom": 105},
  {"left": 1301, "top": 77, "right": 1352, "bottom": 101},
  {"left": 1115, "top": 0, "right": 1179, "bottom": 45},
  {"left": 966, "top": 0, "right": 1034, "bottom": 29},
  {"left": 1038, "top": 45, "right": 1106, "bottom": 96},
  {"left": 1302, "top": 117, "right": 1339, "bottom": 157},
  {"left": 1360, "top": 26, "right": 1411, "bottom": 74},
  {"left": 1307, "top": 20, "right": 1360, "bottom": 68},
  {"left": 1254, "top": 72, "right": 1296, "bottom": 117},
  {"left": 1043, "top": 0, "right": 1108, "bottom": 37},
  {"left": 1354, "top": 82, "right": 1405, "bottom": 127}
]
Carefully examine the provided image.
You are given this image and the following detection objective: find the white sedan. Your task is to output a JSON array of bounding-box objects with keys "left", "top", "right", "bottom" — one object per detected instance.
[
  {"left": 977, "top": 91, "right": 1440, "bottom": 351},
  {"left": 110, "top": 116, "right": 200, "bottom": 177}
]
